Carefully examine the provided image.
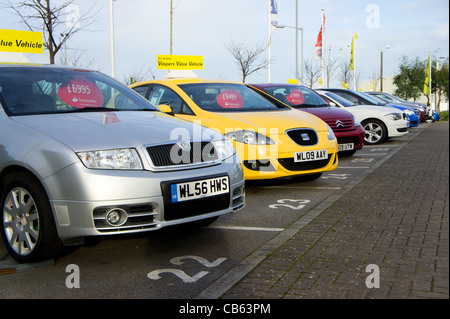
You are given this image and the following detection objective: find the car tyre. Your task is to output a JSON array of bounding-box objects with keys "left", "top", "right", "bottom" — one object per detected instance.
[
  {"left": 0, "top": 173, "right": 64, "bottom": 263},
  {"left": 362, "top": 119, "right": 388, "bottom": 145}
]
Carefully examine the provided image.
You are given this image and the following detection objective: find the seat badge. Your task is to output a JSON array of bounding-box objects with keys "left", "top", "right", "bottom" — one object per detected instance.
[
  {"left": 176, "top": 140, "right": 191, "bottom": 152},
  {"left": 301, "top": 133, "right": 310, "bottom": 141}
]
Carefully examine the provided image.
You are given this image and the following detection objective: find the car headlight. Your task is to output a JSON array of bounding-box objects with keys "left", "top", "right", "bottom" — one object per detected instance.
[
  {"left": 77, "top": 148, "right": 143, "bottom": 170},
  {"left": 405, "top": 109, "right": 414, "bottom": 115},
  {"left": 353, "top": 114, "right": 361, "bottom": 127},
  {"left": 225, "top": 130, "right": 274, "bottom": 145},
  {"left": 326, "top": 124, "right": 336, "bottom": 140},
  {"left": 212, "top": 139, "right": 236, "bottom": 160},
  {"left": 385, "top": 113, "right": 402, "bottom": 121}
]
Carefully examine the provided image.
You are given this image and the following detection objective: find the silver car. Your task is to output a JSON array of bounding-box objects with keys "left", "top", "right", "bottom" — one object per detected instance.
[{"left": 0, "top": 65, "right": 245, "bottom": 263}]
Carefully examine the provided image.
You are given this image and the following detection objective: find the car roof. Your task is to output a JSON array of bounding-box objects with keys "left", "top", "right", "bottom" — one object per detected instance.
[
  {"left": 0, "top": 63, "right": 91, "bottom": 71},
  {"left": 135, "top": 78, "right": 244, "bottom": 86}
]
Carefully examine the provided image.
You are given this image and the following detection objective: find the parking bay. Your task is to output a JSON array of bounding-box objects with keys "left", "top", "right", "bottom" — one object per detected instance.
[{"left": 0, "top": 126, "right": 425, "bottom": 298}]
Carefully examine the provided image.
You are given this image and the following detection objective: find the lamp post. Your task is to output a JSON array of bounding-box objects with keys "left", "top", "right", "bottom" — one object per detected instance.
[
  {"left": 109, "top": 0, "right": 115, "bottom": 78},
  {"left": 380, "top": 44, "right": 389, "bottom": 92},
  {"left": 276, "top": 25, "right": 304, "bottom": 83}
]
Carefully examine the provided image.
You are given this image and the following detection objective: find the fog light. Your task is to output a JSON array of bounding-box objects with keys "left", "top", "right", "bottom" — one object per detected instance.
[{"left": 106, "top": 208, "right": 128, "bottom": 226}]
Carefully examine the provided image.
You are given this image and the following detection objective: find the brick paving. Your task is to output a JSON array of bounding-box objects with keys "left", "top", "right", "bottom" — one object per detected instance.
[{"left": 221, "top": 122, "right": 449, "bottom": 299}]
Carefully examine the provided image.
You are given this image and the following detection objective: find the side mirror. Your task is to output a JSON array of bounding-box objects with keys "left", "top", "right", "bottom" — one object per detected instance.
[{"left": 158, "top": 104, "right": 174, "bottom": 115}]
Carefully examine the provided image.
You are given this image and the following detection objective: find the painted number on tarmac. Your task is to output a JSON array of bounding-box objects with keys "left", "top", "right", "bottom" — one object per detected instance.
[
  {"left": 147, "top": 255, "right": 226, "bottom": 283},
  {"left": 321, "top": 173, "right": 351, "bottom": 179},
  {"left": 269, "top": 199, "right": 310, "bottom": 210}
]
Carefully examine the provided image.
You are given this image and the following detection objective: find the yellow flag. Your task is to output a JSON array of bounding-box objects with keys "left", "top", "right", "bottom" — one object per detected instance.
[
  {"left": 423, "top": 52, "right": 431, "bottom": 95},
  {"left": 350, "top": 33, "right": 357, "bottom": 71},
  {"left": 343, "top": 81, "right": 349, "bottom": 89}
]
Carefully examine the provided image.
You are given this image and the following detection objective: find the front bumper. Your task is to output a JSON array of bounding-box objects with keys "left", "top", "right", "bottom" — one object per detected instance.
[{"left": 42, "top": 158, "right": 245, "bottom": 242}]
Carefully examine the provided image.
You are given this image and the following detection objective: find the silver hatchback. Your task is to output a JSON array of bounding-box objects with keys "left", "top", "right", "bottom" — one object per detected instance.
[{"left": 0, "top": 65, "right": 245, "bottom": 263}]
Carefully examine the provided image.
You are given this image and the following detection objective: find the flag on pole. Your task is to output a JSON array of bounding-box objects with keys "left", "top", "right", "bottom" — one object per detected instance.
[
  {"left": 350, "top": 33, "right": 357, "bottom": 71},
  {"left": 343, "top": 81, "right": 349, "bottom": 89},
  {"left": 270, "top": 0, "right": 278, "bottom": 34},
  {"left": 423, "top": 52, "right": 431, "bottom": 96},
  {"left": 313, "top": 27, "right": 323, "bottom": 60}
]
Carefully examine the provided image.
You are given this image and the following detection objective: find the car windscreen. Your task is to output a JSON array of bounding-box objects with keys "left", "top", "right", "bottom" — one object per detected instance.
[
  {"left": 0, "top": 66, "right": 157, "bottom": 116},
  {"left": 258, "top": 85, "right": 329, "bottom": 108},
  {"left": 321, "top": 91, "right": 355, "bottom": 107},
  {"left": 178, "top": 83, "right": 288, "bottom": 112}
]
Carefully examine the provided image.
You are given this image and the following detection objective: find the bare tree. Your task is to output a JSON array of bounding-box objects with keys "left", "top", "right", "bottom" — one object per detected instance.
[
  {"left": 124, "top": 64, "right": 157, "bottom": 85},
  {"left": 57, "top": 47, "right": 96, "bottom": 68},
  {"left": 303, "top": 58, "right": 321, "bottom": 88},
  {"left": 338, "top": 59, "right": 352, "bottom": 88},
  {"left": 4, "top": 0, "right": 98, "bottom": 64},
  {"left": 323, "top": 47, "right": 341, "bottom": 88},
  {"left": 226, "top": 39, "right": 269, "bottom": 83}
]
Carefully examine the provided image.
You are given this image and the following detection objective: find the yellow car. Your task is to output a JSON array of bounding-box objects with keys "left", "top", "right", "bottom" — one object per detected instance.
[{"left": 130, "top": 79, "right": 338, "bottom": 180}]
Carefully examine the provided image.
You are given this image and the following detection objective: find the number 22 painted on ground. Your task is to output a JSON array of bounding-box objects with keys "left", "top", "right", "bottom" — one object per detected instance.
[{"left": 269, "top": 199, "right": 310, "bottom": 210}]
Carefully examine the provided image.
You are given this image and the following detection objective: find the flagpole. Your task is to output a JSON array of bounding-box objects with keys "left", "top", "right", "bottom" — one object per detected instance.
[
  {"left": 321, "top": 9, "right": 324, "bottom": 88},
  {"left": 268, "top": 0, "right": 272, "bottom": 83},
  {"left": 353, "top": 33, "right": 356, "bottom": 90}
]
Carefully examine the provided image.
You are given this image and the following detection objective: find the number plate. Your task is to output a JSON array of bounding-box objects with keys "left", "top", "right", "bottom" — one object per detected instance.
[
  {"left": 338, "top": 143, "right": 354, "bottom": 151},
  {"left": 170, "top": 176, "right": 229, "bottom": 203},
  {"left": 294, "top": 149, "right": 328, "bottom": 162}
]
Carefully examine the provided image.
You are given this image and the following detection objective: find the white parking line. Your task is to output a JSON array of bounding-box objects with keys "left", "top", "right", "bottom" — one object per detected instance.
[
  {"left": 206, "top": 225, "right": 284, "bottom": 232},
  {"left": 260, "top": 186, "right": 341, "bottom": 190}
]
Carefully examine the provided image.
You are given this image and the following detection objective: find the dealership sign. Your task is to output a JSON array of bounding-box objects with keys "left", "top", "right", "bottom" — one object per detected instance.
[
  {"left": 0, "top": 29, "right": 43, "bottom": 54},
  {"left": 157, "top": 55, "right": 203, "bottom": 70}
]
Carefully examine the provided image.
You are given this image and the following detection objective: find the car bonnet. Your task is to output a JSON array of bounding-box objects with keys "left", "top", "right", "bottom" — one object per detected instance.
[{"left": 11, "top": 111, "right": 221, "bottom": 152}]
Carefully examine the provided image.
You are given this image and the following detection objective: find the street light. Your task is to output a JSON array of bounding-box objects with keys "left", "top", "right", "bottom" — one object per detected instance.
[
  {"left": 276, "top": 25, "right": 304, "bottom": 83},
  {"left": 109, "top": 0, "right": 115, "bottom": 78},
  {"left": 380, "top": 44, "right": 389, "bottom": 92}
]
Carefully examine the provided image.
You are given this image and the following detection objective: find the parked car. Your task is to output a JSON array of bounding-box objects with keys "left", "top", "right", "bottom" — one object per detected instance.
[
  {"left": 365, "top": 91, "right": 428, "bottom": 122},
  {"left": 316, "top": 90, "right": 409, "bottom": 145},
  {"left": 0, "top": 64, "right": 245, "bottom": 263},
  {"left": 367, "top": 94, "right": 420, "bottom": 127},
  {"left": 249, "top": 83, "right": 365, "bottom": 156},
  {"left": 318, "top": 88, "right": 419, "bottom": 127},
  {"left": 130, "top": 79, "right": 339, "bottom": 181}
]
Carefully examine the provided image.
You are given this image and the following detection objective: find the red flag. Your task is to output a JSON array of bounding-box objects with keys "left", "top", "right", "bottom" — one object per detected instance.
[{"left": 314, "top": 27, "right": 323, "bottom": 60}]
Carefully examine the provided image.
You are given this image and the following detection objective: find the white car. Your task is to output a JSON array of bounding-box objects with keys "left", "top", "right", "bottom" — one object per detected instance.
[{"left": 316, "top": 90, "right": 409, "bottom": 145}]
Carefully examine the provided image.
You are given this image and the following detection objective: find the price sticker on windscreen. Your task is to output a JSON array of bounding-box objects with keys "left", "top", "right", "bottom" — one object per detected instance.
[
  {"left": 58, "top": 78, "right": 104, "bottom": 108},
  {"left": 287, "top": 89, "right": 305, "bottom": 105},
  {"left": 217, "top": 89, "right": 244, "bottom": 109}
]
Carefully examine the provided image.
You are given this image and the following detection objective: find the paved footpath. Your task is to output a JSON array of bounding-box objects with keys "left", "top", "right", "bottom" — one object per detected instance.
[{"left": 219, "top": 122, "right": 449, "bottom": 299}]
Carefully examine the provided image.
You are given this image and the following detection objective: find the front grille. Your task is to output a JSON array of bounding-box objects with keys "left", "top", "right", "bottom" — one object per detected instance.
[
  {"left": 325, "top": 119, "right": 354, "bottom": 130},
  {"left": 278, "top": 155, "right": 332, "bottom": 171},
  {"left": 147, "top": 141, "right": 218, "bottom": 167},
  {"left": 286, "top": 129, "right": 318, "bottom": 146}
]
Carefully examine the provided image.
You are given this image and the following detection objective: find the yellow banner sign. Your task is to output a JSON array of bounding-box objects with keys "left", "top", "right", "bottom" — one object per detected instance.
[
  {"left": 157, "top": 55, "right": 203, "bottom": 70},
  {"left": 0, "top": 29, "right": 43, "bottom": 54}
]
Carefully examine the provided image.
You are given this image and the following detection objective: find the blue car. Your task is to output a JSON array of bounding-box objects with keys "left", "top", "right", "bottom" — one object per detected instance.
[
  {"left": 366, "top": 94, "right": 420, "bottom": 127},
  {"left": 321, "top": 89, "right": 419, "bottom": 127}
]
